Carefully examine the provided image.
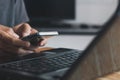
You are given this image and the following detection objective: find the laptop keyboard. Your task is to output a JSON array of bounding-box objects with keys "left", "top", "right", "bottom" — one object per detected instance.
[{"left": 0, "top": 48, "right": 82, "bottom": 75}]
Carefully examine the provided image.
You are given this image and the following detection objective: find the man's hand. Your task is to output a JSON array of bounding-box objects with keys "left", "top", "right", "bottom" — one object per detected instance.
[
  {"left": 0, "top": 25, "right": 34, "bottom": 56},
  {"left": 13, "top": 23, "right": 47, "bottom": 50}
]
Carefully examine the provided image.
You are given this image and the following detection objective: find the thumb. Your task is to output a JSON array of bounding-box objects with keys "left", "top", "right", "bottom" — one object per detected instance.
[{"left": 21, "top": 23, "right": 32, "bottom": 37}]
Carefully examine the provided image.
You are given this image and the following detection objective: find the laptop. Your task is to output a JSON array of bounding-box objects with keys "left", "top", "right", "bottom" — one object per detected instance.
[{"left": 0, "top": 0, "right": 119, "bottom": 80}]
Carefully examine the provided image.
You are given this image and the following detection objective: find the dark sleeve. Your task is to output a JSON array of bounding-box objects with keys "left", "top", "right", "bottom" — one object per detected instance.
[{"left": 14, "top": 0, "right": 29, "bottom": 26}]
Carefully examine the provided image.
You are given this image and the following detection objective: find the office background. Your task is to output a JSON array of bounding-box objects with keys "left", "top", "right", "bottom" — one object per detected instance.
[{"left": 24, "top": 0, "right": 115, "bottom": 51}]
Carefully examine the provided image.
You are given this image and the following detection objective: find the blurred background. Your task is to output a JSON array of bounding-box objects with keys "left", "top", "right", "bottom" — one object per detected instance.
[{"left": 24, "top": 0, "right": 118, "bottom": 51}]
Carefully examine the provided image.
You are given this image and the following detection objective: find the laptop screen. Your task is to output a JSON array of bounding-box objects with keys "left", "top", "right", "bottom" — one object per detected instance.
[{"left": 62, "top": 0, "right": 120, "bottom": 80}]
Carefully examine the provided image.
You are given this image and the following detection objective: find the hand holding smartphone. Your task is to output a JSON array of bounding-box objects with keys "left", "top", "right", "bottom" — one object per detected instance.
[{"left": 21, "top": 31, "right": 59, "bottom": 46}]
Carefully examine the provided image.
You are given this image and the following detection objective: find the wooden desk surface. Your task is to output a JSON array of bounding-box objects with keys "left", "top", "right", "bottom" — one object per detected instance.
[{"left": 65, "top": 16, "right": 120, "bottom": 80}]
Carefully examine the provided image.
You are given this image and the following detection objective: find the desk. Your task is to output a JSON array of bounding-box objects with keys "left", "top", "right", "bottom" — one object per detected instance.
[{"left": 45, "top": 35, "right": 95, "bottom": 51}]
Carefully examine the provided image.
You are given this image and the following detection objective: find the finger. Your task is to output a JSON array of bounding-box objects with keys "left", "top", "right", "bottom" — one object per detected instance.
[
  {"left": 1, "top": 47, "right": 34, "bottom": 56},
  {"left": 0, "top": 24, "right": 9, "bottom": 30},
  {"left": 0, "top": 41, "right": 34, "bottom": 55},
  {"left": 39, "top": 38, "right": 48, "bottom": 46},
  {"left": 15, "top": 48, "right": 34, "bottom": 56},
  {"left": 4, "top": 28, "right": 19, "bottom": 38},
  {"left": 0, "top": 25, "right": 19, "bottom": 38},
  {"left": 13, "top": 23, "right": 24, "bottom": 36},
  {"left": 20, "top": 23, "right": 32, "bottom": 37},
  {"left": 31, "top": 28, "right": 38, "bottom": 34},
  {"left": 0, "top": 30, "right": 30, "bottom": 47}
]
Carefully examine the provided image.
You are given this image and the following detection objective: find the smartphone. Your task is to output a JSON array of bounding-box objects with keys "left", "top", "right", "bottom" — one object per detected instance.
[{"left": 21, "top": 31, "right": 59, "bottom": 46}]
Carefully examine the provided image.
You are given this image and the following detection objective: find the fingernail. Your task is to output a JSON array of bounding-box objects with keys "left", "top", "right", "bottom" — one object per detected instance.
[
  {"left": 40, "top": 43, "right": 45, "bottom": 46},
  {"left": 40, "top": 42, "right": 44, "bottom": 46},
  {"left": 14, "top": 34, "right": 19, "bottom": 38},
  {"left": 40, "top": 40, "right": 46, "bottom": 46},
  {"left": 23, "top": 33, "right": 29, "bottom": 37},
  {"left": 27, "top": 51, "right": 34, "bottom": 53},
  {"left": 24, "top": 41, "right": 31, "bottom": 47}
]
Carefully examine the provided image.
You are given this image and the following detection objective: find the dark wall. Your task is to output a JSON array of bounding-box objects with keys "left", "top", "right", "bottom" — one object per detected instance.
[{"left": 24, "top": 0, "right": 75, "bottom": 20}]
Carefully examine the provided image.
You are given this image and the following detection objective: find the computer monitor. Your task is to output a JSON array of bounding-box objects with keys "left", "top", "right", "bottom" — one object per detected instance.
[{"left": 24, "top": 0, "right": 75, "bottom": 22}]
